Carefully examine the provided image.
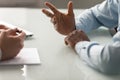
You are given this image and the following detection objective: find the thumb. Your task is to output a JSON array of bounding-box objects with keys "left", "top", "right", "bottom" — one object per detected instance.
[{"left": 68, "top": 1, "right": 74, "bottom": 16}]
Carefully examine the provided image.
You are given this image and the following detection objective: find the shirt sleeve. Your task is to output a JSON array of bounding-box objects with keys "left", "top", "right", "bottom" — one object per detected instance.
[
  {"left": 75, "top": 0, "right": 120, "bottom": 74},
  {"left": 75, "top": 0, "right": 118, "bottom": 33},
  {"left": 75, "top": 31, "right": 120, "bottom": 74}
]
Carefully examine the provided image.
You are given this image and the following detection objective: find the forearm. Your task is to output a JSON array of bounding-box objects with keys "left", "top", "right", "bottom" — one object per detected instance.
[
  {"left": 75, "top": 31, "right": 120, "bottom": 74},
  {"left": 75, "top": 9, "right": 102, "bottom": 33},
  {"left": 75, "top": 0, "right": 118, "bottom": 33}
]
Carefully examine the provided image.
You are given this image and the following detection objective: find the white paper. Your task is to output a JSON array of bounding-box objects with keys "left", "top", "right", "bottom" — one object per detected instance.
[
  {"left": 0, "top": 21, "right": 33, "bottom": 37},
  {"left": 0, "top": 48, "right": 40, "bottom": 65}
]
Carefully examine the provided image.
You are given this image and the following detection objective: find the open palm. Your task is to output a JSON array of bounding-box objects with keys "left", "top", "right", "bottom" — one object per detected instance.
[{"left": 42, "top": 1, "right": 75, "bottom": 35}]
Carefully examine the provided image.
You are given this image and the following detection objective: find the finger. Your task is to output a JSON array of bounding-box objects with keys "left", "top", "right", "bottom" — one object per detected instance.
[
  {"left": 0, "top": 29, "right": 6, "bottom": 38},
  {"left": 0, "top": 29, "right": 5, "bottom": 33},
  {"left": 67, "top": 1, "right": 74, "bottom": 16},
  {"left": 16, "top": 31, "right": 26, "bottom": 39},
  {"left": 50, "top": 16, "right": 57, "bottom": 24},
  {"left": 72, "top": 30, "right": 77, "bottom": 35},
  {"left": 0, "top": 25, "right": 9, "bottom": 30},
  {"left": 42, "top": 9, "right": 54, "bottom": 18},
  {"left": 7, "top": 28, "right": 23, "bottom": 37},
  {"left": 64, "top": 37, "right": 69, "bottom": 45},
  {"left": 15, "top": 28, "right": 22, "bottom": 33},
  {"left": 6, "top": 28, "right": 18, "bottom": 35},
  {"left": 45, "top": 2, "right": 59, "bottom": 14}
]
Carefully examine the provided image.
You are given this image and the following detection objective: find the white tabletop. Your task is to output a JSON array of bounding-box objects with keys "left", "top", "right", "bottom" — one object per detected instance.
[{"left": 0, "top": 8, "right": 119, "bottom": 80}]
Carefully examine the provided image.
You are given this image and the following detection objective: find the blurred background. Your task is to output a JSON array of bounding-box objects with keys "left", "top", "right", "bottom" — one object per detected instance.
[{"left": 0, "top": 0, "right": 104, "bottom": 8}]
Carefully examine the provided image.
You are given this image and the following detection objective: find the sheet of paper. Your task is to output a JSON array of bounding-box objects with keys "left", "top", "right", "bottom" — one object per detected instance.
[
  {"left": 0, "top": 21, "right": 33, "bottom": 37},
  {"left": 0, "top": 48, "right": 40, "bottom": 65}
]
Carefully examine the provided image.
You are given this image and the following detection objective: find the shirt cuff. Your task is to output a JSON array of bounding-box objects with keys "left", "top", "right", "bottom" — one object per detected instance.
[
  {"left": 113, "top": 31, "right": 120, "bottom": 42},
  {"left": 75, "top": 41, "right": 99, "bottom": 62},
  {"left": 75, "top": 41, "right": 106, "bottom": 71}
]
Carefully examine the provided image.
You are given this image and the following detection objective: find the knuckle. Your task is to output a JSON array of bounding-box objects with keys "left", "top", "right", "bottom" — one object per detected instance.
[
  {"left": 72, "top": 30, "right": 77, "bottom": 34},
  {"left": 64, "top": 36, "right": 68, "bottom": 40}
]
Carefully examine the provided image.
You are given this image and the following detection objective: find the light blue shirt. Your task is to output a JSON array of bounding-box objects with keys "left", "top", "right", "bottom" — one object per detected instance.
[{"left": 75, "top": 0, "right": 120, "bottom": 74}]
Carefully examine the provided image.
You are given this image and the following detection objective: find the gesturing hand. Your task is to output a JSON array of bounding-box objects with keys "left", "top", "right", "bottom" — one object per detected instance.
[
  {"left": 65, "top": 30, "right": 90, "bottom": 49},
  {"left": 42, "top": 1, "right": 76, "bottom": 35}
]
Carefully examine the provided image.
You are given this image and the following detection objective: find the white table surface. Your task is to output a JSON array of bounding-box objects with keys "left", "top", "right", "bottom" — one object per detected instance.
[{"left": 0, "top": 8, "right": 119, "bottom": 80}]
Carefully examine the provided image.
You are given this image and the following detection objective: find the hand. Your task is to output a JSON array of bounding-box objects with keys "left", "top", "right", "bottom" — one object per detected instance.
[
  {"left": 0, "top": 24, "right": 9, "bottom": 30},
  {"left": 0, "top": 28, "right": 26, "bottom": 61},
  {"left": 42, "top": 1, "right": 76, "bottom": 35},
  {"left": 64, "top": 30, "right": 90, "bottom": 49}
]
